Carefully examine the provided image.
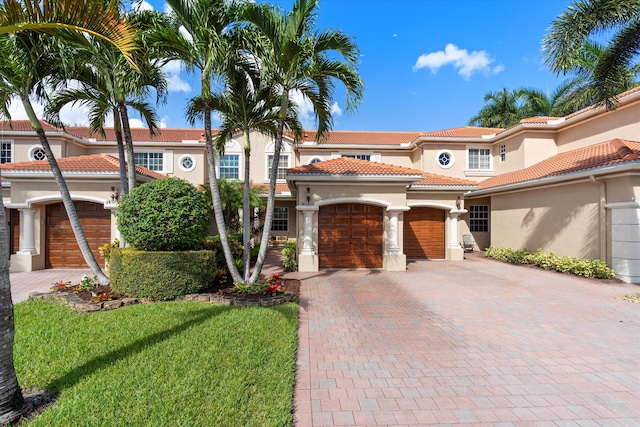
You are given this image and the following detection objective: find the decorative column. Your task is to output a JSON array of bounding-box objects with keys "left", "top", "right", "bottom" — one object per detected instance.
[
  {"left": 387, "top": 211, "right": 401, "bottom": 254},
  {"left": 302, "top": 210, "right": 315, "bottom": 255},
  {"left": 385, "top": 207, "right": 409, "bottom": 271},
  {"left": 296, "top": 205, "right": 319, "bottom": 272},
  {"left": 448, "top": 208, "right": 467, "bottom": 261},
  {"left": 17, "top": 208, "right": 36, "bottom": 254}
]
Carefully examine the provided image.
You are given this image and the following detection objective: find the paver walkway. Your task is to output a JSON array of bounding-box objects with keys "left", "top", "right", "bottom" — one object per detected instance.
[
  {"left": 11, "top": 268, "right": 92, "bottom": 303},
  {"left": 292, "top": 254, "right": 640, "bottom": 426}
]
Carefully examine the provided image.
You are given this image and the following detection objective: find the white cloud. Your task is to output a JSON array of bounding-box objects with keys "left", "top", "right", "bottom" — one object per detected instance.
[
  {"left": 290, "top": 90, "right": 316, "bottom": 129},
  {"left": 128, "top": 118, "right": 145, "bottom": 128},
  {"left": 163, "top": 60, "right": 192, "bottom": 93},
  {"left": 413, "top": 43, "right": 503, "bottom": 80},
  {"left": 134, "top": 0, "right": 154, "bottom": 11},
  {"left": 330, "top": 102, "right": 342, "bottom": 117},
  {"left": 159, "top": 115, "right": 169, "bottom": 129}
]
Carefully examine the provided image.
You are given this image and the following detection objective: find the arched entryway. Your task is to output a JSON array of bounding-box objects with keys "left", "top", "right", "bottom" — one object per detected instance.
[
  {"left": 403, "top": 207, "right": 445, "bottom": 259},
  {"left": 318, "top": 203, "right": 383, "bottom": 268},
  {"left": 45, "top": 201, "right": 110, "bottom": 268}
]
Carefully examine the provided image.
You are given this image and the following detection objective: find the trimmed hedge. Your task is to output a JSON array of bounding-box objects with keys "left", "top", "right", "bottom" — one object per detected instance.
[
  {"left": 484, "top": 247, "right": 615, "bottom": 279},
  {"left": 117, "top": 177, "right": 210, "bottom": 251},
  {"left": 110, "top": 248, "right": 221, "bottom": 300}
]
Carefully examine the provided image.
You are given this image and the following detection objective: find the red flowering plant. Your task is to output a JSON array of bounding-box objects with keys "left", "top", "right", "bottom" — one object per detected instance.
[
  {"left": 264, "top": 274, "right": 284, "bottom": 296},
  {"left": 50, "top": 280, "right": 71, "bottom": 292},
  {"left": 92, "top": 292, "right": 112, "bottom": 303}
]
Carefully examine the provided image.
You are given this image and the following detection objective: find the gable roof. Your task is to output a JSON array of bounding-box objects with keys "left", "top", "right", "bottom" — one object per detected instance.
[
  {"left": 66, "top": 127, "right": 210, "bottom": 143},
  {"left": 0, "top": 154, "right": 166, "bottom": 180},
  {"left": 255, "top": 182, "right": 291, "bottom": 196},
  {"left": 413, "top": 173, "right": 478, "bottom": 188},
  {"left": 477, "top": 138, "right": 640, "bottom": 190},
  {"left": 287, "top": 157, "right": 424, "bottom": 177},
  {"left": 301, "top": 130, "right": 422, "bottom": 145},
  {"left": 0, "top": 120, "right": 60, "bottom": 132},
  {"left": 419, "top": 126, "right": 503, "bottom": 138}
]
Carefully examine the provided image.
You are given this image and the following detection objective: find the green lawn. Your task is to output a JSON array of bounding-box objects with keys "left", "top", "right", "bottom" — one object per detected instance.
[{"left": 14, "top": 299, "right": 298, "bottom": 426}]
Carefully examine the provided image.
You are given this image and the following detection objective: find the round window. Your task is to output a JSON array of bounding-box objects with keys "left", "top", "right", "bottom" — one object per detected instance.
[
  {"left": 30, "top": 146, "right": 46, "bottom": 161},
  {"left": 437, "top": 150, "right": 454, "bottom": 169},
  {"left": 178, "top": 155, "right": 196, "bottom": 172},
  {"left": 309, "top": 157, "right": 322, "bottom": 164}
]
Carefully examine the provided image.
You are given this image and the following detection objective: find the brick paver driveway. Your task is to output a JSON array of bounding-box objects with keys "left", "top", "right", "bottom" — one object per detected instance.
[{"left": 293, "top": 254, "right": 640, "bottom": 426}]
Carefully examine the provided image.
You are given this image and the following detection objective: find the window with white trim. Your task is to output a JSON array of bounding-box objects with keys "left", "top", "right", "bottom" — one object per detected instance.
[
  {"left": 268, "top": 155, "right": 289, "bottom": 180},
  {"left": 1, "top": 141, "right": 12, "bottom": 164},
  {"left": 179, "top": 155, "right": 196, "bottom": 172},
  {"left": 342, "top": 154, "right": 371, "bottom": 161},
  {"left": 468, "top": 148, "right": 491, "bottom": 170},
  {"left": 469, "top": 205, "right": 489, "bottom": 232},
  {"left": 220, "top": 154, "right": 239, "bottom": 179},
  {"left": 499, "top": 145, "right": 506, "bottom": 162},
  {"left": 271, "top": 207, "right": 288, "bottom": 231},
  {"left": 309, "top": 157, "right": 323, "bottom": 164},
  {"left": 437, "top": 150, "right": 454, "bottom": 169},
  {"left": 29, "top": 146, "right": 46, "bottom": 161},
  {"left": 134, "top": 152, "right": 164, "bottom": 171}
]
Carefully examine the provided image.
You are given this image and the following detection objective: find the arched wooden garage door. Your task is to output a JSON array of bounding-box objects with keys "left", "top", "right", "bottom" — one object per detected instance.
[
  {"left": 46, "top": 202, "right": 110, "bottom": 268},
  {"left": 318, "top": 204, "right": 383, "bottom": 268},
  {"left": 403, "top": 207, "right": 445, "bottom": 259}
]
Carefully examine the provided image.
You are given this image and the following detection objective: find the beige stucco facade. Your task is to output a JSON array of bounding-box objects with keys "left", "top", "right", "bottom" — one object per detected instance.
[{"left": 2, "top": 87, "right": 640, "bottom": 280}]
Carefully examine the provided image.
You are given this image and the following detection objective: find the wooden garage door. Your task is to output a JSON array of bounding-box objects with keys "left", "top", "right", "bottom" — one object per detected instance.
[
  {"left": 319, "top": 204, "right": 383, "bottom": 268},
  {"left": 403, "top": 207, "right": 445, "bottom": 259},
  {"left": 46, "top": 202, "right": 110, "bottom": 268}
]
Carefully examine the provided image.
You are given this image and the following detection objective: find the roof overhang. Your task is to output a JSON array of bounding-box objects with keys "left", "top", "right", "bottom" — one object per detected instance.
[
  {"left": 466, "top": 162, "right": 640, "bottom": 197},
  {"left": 0, "top": 170, "right": 156, "bottom": 182},
  {"left": 410, "top": 185, "right": 479, "bottom": 191},
  {"left": 286, "top": 173, "right": 424, "bottom": 183}
]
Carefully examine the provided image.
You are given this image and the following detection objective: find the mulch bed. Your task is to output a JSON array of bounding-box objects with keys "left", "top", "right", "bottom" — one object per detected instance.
[{"left": 67, "top": 278, "right": 301, "bottom": 303}]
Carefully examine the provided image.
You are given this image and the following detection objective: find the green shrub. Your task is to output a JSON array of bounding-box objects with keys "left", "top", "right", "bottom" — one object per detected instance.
[
  {"left": 484, "top": 246, "right": 615, "bottom": 279},
  {"left": 117, "top": 177, "right": 211, "bottom": 251},
  {"left": 110, "top": 248, "right": 222, "bottom": 300},
  {"left": 282, "top": 239, "right": 297, "bottom": 271}
]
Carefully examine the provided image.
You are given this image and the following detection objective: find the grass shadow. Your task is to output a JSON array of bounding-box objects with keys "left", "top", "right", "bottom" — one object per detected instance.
[{"left": 45, "top": 304, "right": 231, "bottom": 393}]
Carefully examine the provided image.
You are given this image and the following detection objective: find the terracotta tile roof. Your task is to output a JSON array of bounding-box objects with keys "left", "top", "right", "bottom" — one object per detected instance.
[
  {"left": 255, "top": 182, "right": 291, "bottom": 195},
  {"left": 0, "top": 154, "right": 166, "bottom": 180},
  {"left": 287, "top": 157, "right": 424, "bottom": 177},
  {"left": 0, "top": 120, "right": 60, "bottom": 132},
  {"left": 518, "top": 116, "right": 563, "bottom": 124},
  {"left": 479, "top": 138, "right": 640, "bottom": 190},
  {"left": 65, "top": 127, "right": 211, "bottom": 143},
  {"left": 299, "top": 130, "right": 422, "bottom": 145},
  {"left": 419, "top": 126, "right": 503, "bottom": 138},
  {"left": 413, "top": 173, "right": 478, "bottom": 187}
]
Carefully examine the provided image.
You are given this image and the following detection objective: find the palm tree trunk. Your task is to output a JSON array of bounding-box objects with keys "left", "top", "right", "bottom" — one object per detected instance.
[
  {"left": 203, "top": 100, "right": 243, "bottom": 283},
  {"left": 0, "top": 183, "right": 29, "bottom": 424},
  {"left": 113, "top": 109, "right": 128, "bottom": 197},
  {"left": 242, "top": 129, "right": 251, "bottom": 281},
  {"left": 249, "top": 119, "right": 284, "bottom": 284},
  {"left": 118, "top": 101, "right": 137, "bottom": 192},
  {"left": 21, "top": 96, "right": 109, "bottom": 285}
]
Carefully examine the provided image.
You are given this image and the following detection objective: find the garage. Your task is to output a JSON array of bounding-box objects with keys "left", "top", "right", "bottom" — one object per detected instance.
[
  {"left": 403, "top": 207, "right": 445, "bottom": 259},
  {"left": 46, "top": 201, "right": 111, "bottom": 268},
  {"left": 318, "top": 203, "right": 383, "bottom": 268}
]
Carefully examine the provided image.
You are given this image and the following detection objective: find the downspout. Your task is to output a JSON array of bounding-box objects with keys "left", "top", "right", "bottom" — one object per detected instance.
[{"left": 589, "top": 176, "right": 607, "bottom": 261}]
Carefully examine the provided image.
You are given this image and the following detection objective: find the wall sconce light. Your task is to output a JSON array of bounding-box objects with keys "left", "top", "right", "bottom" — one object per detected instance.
[
  {"left": 456, "top": 196, "right": 461, "bottom": 210},
  {"left": 306, "top": 187, "right": 311, "bottom": 204},
  {"left": 110, "top": 186, "right": 119, "bottom": 203}
]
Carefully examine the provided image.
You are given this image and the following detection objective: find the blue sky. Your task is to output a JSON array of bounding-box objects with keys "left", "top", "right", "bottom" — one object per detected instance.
[{"left": 11, "top": 0, "right": 577, "bottom": 133}]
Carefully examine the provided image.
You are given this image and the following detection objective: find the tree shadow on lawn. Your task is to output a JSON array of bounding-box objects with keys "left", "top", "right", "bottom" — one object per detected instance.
[{"left": 45, "top": 304, "right": 232, "bottom": 394}]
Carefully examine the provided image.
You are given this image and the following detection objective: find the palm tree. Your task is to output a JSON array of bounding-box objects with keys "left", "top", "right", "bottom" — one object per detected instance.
[
  {"left": 468, "top": 88, "right": 525, "bottom": 128},
  {"left": 551, "top": 40, "right": 640, "bottom": 115},
  {"left": 0, "top": 34, "right": 109, "bottom": 283},
  {"left": 543, "top": 0, "right": 640, "bottom": 109},
  {"left": 0, "top": 0, "right": 136, "bottom": 65},
  {"left": 0, "top": 2, "right": 135, "bottom": 422},
  {"left": 242, "top": 0, "right": 363, "bottom": 283},
  {"left": 45, "top": 37, "right": 166, "bottom": 196},
  {"left": 158, "top": 0, "right": 247, "bottom": 283},
  {"left": 199, "top": 58, "right": 303, "bottom": 280}
]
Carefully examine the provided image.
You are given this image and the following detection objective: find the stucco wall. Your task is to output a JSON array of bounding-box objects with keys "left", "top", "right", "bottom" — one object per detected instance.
[
  {"left": 490, "top": 181, "right": 601, "bottom": 259},
  {"left": 556, "top": 103, "right": 640, "bottom": 153}
]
